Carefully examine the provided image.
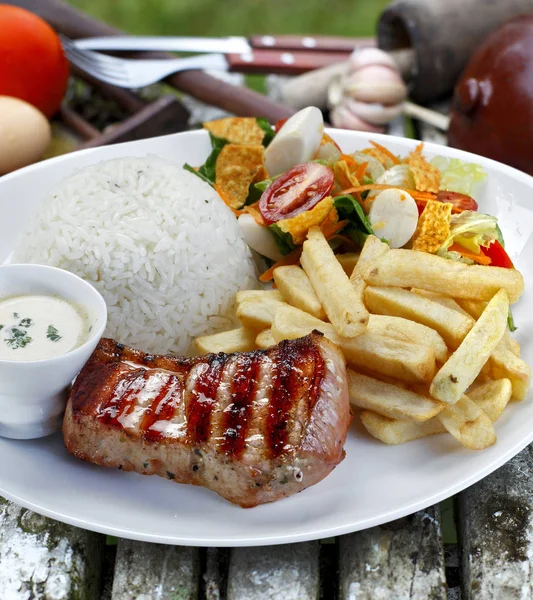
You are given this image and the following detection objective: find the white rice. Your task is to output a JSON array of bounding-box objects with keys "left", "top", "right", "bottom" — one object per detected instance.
[{"left": 12, "top": 156, "right": 258, "bottom": 355}]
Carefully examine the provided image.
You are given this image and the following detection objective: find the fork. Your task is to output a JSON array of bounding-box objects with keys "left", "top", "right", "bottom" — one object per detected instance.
[{"left": 60, "top": 35, "right": 228, "bottom": 88}]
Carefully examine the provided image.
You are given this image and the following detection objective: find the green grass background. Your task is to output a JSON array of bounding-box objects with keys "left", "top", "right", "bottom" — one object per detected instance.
[{"left": 66, "top": 0, "right": 389, "bottom": 37}]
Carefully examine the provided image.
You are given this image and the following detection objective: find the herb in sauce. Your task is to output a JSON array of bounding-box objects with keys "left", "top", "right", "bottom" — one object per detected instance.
[
  {"left": 18, "top": 318, "right": 32, "bottom": 328},
  {"left": 12, "top": 313, "right": 18, "bottom": 318},
  {"left": 47, "top": 325, "right": 62, "bottom": 342},
  {"left": 0, "top": 325, "right": 3, "bottom": 332},
  {"left": 6, "top": 328, "right": 32, "bottom": 350}
]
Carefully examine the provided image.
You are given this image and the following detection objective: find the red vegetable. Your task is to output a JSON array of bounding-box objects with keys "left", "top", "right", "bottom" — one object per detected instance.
[
  {"left": 0, "top": 6, "right": 69, "bottom": 117},
  {"left": 274, "top": 118, "right": 288, "bottom": 132},
  {"left": 259, "top": 162, "right": 334, "bottom": 225},
  {"left": 436, "top": 190, "right": 478, "bottom": 212},
  {"left": 483, "top": 240, "right": 514, "bottom": 268}
]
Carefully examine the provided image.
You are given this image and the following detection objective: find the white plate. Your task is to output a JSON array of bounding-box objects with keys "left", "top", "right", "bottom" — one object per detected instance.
[{"left": 0, "top": 129, "right": 532, "bottom": 547}]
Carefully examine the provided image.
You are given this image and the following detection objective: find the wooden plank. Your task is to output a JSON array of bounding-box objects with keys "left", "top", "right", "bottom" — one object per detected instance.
[
  {"left": 111, "top": 539, "right": 200, "bottom": 600},
  {"left": 203, "top": 548, "right": 229, "bottom": 600},
  {"left": 458, "top": 445, "right": 533, "bottom": 599},
  {"left": 0, "top": 497, "right": 105, "bottom": 599},
  {"left": 338, "top": 505, "right": 446, "bottom": 600},
  {"left": 227, "top": 542, "right": 320, "bottom": 600}
]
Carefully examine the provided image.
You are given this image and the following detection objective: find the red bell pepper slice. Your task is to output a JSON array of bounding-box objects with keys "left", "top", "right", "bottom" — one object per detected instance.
[{"left": 483, "top": 240, "right": 514, "bottom": 268}]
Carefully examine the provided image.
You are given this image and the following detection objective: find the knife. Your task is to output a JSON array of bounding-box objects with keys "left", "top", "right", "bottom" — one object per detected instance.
[{"left": 74, "top": 34, "right": 374, "bottom": 55}]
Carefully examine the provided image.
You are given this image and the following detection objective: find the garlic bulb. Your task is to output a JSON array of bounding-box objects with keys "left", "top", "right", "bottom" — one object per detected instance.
[{"left": 328, "top": 47, "right": 408, "bottom": 133}]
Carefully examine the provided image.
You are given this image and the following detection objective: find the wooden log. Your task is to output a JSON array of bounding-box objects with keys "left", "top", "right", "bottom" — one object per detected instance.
[
  {"left": 111, "top": 539, "right": 200, "bottom": 600},
  {"left": 378, "top": 0, "right": 533, "bottom": 104},
  {"left": 458, "top": 445, "right": 533, "bottom": 600},
  {"left": 8, "top": 0, "right": 294, "bottom": 122},
  {"left": 338, "top": 505, "right": 446, "bottom": 600},
  {"left": 78, "top": 96, "right": 190, "bottom": 149},
  {"left": 227, "top": 542, "right": 320, "bottom": 600},
  {"left": 0, "top": 497, "right": 105, "bottom": 599}
]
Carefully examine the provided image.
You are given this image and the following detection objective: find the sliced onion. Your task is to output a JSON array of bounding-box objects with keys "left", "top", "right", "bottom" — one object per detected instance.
[
  {"left": 368, "top": 164, "right": 415, "bottom": 199},
  {"left": 316, "top": 142, "right": 341, "bottom": 162},
  {"left": 351, "top": 151, "right": 385, "bottom": 181}
]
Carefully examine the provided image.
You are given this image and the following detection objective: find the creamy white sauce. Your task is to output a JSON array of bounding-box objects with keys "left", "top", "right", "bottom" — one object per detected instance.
[{"left": 0, "top": 295, "right": 88, "bottom": 361}]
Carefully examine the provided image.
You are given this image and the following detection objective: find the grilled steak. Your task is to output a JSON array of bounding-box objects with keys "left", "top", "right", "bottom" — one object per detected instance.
[{"left": 63, "top": 332, "right": 350, "bottom": 507}]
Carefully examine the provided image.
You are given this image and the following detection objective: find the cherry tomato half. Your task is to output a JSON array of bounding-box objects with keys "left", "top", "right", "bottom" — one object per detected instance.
[
  {"left": 274, "top": 118, "right": 288, "bottom": 132},
  {"left": 436, "top": 191, "right": 478, "bottom": 212},
  {"left": 483, "top": 240, "right": 514, "bottom": 268},
  {"left": 259, "top": 162, "right": 334, "bottom": 225}
]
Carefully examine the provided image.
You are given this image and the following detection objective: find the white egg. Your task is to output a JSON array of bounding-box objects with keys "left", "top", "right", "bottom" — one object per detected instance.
[
  {"left": 0, "top": 96, "right": 51, "bottom": 176},
  {"left": 264, "top": 106, "right": 324, "bottom": 177},
  {"left": 368, "top": 189, "right": 419, "bottom": 248},
  {"left": 238, "top": 213, "right": 283, "bottom": 262}
]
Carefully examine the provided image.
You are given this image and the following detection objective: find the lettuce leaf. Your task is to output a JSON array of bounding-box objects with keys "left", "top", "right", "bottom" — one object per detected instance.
[
  {"left": 334, "top": 194, "right": 381, "bottom": 247},
  {"left": 196, "top": 133, "right": 228, "bottom": 184},
  {"left": 269, "top": 224, "right": 295, "bottom": 255},
  {"left": 441, "top": 211, "right": 500, "bottom": 254},
  {"left": 430, "top": 156, "right": 487, "bottom": 195},
  {"left": 256, "top": 117, "right": 276, "bottom": 147},
  {"left": 183, "top": 163, "right": 213, "bottom": 186}
]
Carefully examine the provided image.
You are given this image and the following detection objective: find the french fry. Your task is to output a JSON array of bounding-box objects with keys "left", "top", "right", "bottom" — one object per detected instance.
[
  {"left": 236, "top": 297, "right": 288, "bottom": 331},
  {"left": 468, "top": 378, "right": 512, "bottom": 421},
  {"left": 235, "top": 289, "right": 284, "bottom": 304},
  {"left": 447, "top": 297, "right": 522, "bottom": 358},
  {"left": 255, "top": 328, "right": 277, "bottom": 350},
  {"left": 411, "top": 288, "right": 472, "bottom": 318},
  {"left": 348, "top": 370, "right": 443, "bottom": 422},
  {"left": 301, "top": 226, "right": 368, "bottom": 337},
  {"left": 437, "top": 395, "right": 496, "bottom": 450},
  {"left": 272, "top": 305, "right": 436, "bottom": 384},
  {"left": 337, "top": 252, "right": 360, "bottom": 277},
  {"left": 273, "top": 265, "right": 326, "bottom": 320},
  {"left": 362, "top": 249, "right": 524, "bottom": 304},
  {"left": 487, "top": 343, "right": 531, "bottom": 400},
  {"left": 365, "top": 286, "right": 474, "bottom": 349},
  {"left": 368, "top": 314, "right": 448, "bottom": 363},
  {"left": 360, "top": 410, "right": 445, "bottom": 445},
  {"left": 194, "top": 327, "right": 257, "bottom": 355},
  {"left": 350, "top": 235, "right": 389, "bottom": 284},
  {"left": 430, "top": 289, "right": 509, "bottom": 404},
  {"left": 360, "top": 380, "right": 509, "bottom": 446}
]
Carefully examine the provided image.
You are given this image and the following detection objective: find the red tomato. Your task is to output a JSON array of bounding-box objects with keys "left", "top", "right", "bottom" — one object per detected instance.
[
  {"left": 274, "top": 118, "right": 288, "bottom": 132},
  {"left": 436, "top": 190, "right": 478, "bottom": 212},
  {"left": 0, "top": 6, "right": 69, "bottom": 117},
  {"left": 259, "top": 163, "right": 334, "bottom": 225},
  {"left": 483, "top": 240, "right": 514, "bottom": 268}
]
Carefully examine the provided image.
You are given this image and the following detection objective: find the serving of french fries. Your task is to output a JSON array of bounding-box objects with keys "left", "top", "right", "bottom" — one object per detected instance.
[{"left": 194, "top": 227, "right": 530, "bottom": 451}]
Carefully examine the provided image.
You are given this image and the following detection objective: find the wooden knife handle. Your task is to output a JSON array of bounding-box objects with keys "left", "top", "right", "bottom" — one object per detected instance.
[
  {"left": 249, "top": 34, "right": 375, "bottom": 53},
  {"left": 6, "top": 0, "right": 295, "bottom": 122},
  {"left": 226, "top": 49, "right": 350, "bottom": 75}
]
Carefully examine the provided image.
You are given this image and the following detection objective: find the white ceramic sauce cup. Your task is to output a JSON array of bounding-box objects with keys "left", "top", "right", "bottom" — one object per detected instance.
[{"left": 0, "top": 264, "right": 107, "bottom": 439}]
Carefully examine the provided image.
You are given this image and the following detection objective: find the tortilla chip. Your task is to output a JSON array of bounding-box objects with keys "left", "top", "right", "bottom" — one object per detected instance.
[
  {"left": 204, "top": 117, "right": 265, "bottom": 145},
  {"left": 275, "top": 196, "right": 335, "bottom": 245},
  {"left": 361, "top": 147, "right": 396, "bottom": 170},
  {"left": 332, "top": 160, "right": 360, "bottom": 193},
  {"left": 215, "top": 144, "right": 267, "bottom": 209},
  {"left": 408, "top": 151, "right": 441, "bottom": 193},
  {"left": 411, "top": 200, "right": 452, "bottom": 253}
]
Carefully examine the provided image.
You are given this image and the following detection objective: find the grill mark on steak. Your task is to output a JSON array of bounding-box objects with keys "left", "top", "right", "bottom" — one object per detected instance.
[
  {"left": 187, "top": 354, "right": 226, "bottom": 444},
  {"left": 221, "top": 353, "right": 260, "bottom": 457},
  {"left": 98, "top": 368, "right": 149, "bottom": 427},
  {"left": 267, "top": 341, "right": 294, "bottom": 458},
  {"left": 140, "top": 374, "right": 180, "bottom": 442}
]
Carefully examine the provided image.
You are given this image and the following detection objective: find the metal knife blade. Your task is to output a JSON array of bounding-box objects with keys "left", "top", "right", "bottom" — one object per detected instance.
[{"left": 74, "top": 36, "right": 252, "bottom": 54}]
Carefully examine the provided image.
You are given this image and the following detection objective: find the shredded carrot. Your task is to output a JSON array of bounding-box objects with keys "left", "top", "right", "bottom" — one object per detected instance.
[
  {"left": 334, "top": 183, "right": 411, "bottom": 196},
  {"left": 448, "top": 243, "right": 492, "bottom": 265},
  {"left": 214, "top": 183, "right": 241, "bottom": 216},
  {"left": 322, "top": 219, "right": 349, "bottom": 239},
  {"left": 340, "top": 154, "right": 359, "bottom": 169},
  {"left": 355, "top": 161, "right": 368, "bottom": 181},
  {"left": 244, "top": 204, "right": 266, "bottom": 226},
  {"left": 370, "top": 141, "right": 400, "bottom": 165},
  {"left": 259, "top": 248, "right": 303, "bottom": 282},
  {"left": 414, "top": 142, "right": 424, "bottom": 155}
]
